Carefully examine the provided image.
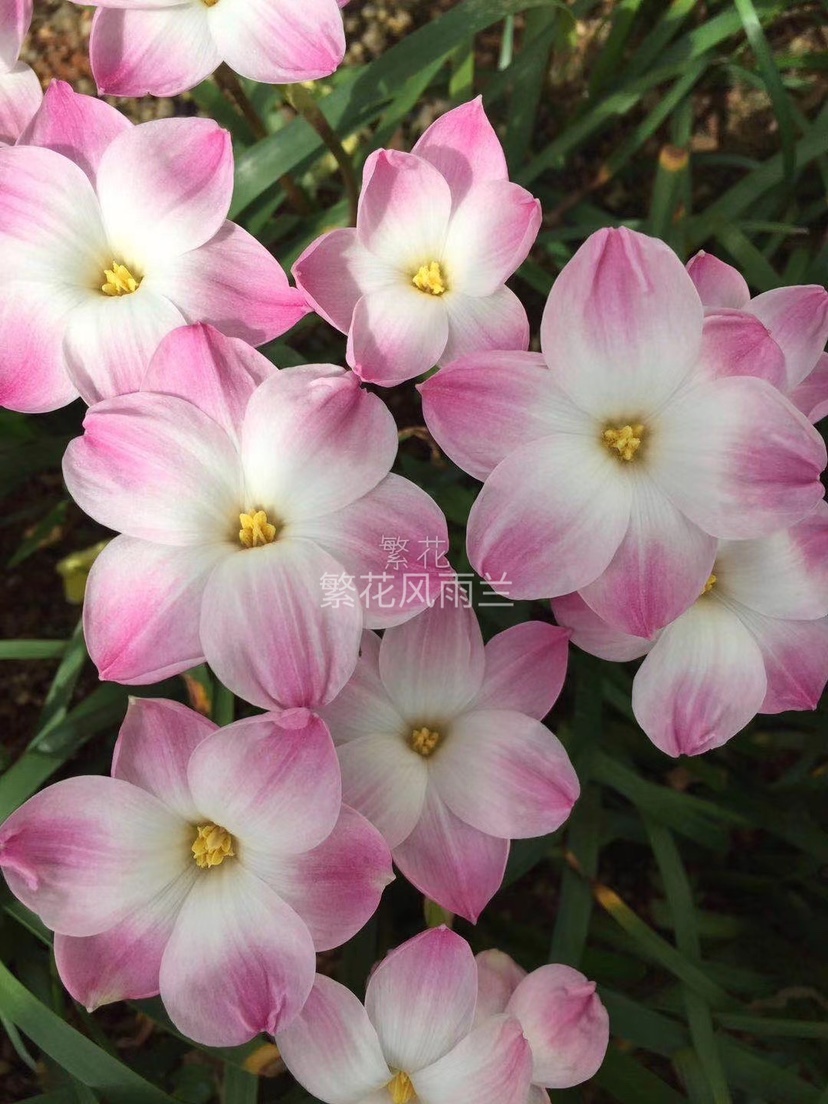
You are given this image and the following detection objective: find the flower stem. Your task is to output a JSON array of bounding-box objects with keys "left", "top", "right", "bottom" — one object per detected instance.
[{"left": 286, "top": 85, "right": 360, "bottom": 227}]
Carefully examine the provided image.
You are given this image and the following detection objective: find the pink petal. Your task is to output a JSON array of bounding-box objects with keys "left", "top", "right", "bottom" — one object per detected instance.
[
  {"left": 577, "top": 477, "right": 717, "bottom": 637},
  {"left": 393, "top": 787, "right": 508, "bottom": 923},
  {"left": 297, "top": 473, "right": 451, "bottom": 629},
  {"left": 472, "top": 622, "right": 570, "bottom": 719},
  {"left": 467, "top": 434, "right": 632, "bottom": 599},
  {"left": 321, "top": 630, "right": 404, "bottom": 743},
  {"left": 789, "top": 353, "right": 828, "bottom": 424},
  {"left": 0, "top": 0, "right": 32, "bottom": 68},
  {"left": 551, "top": 593, "right": 653, "bottom": 662},
  {"left": 747, "top": 285, "right": 828, "bottom": 389},
  {"left": 653, "top": 376, "right": 827, "bottom": 540},
  {"left": 293, "top": 227, "right": 396, "bottom": 333},
  {"left": 540, "top": 227, "right": 703, "bottom": 414},
  {"left": 431, "top": 708, "right": 579, "bottom": 839},
  {"left": 336, "top": 733, "right": 428, "bottom": 849},
  {"left": 242, "top": 365, "right": 397, "bottom": 522},
  {"left": 96, "top": 118, "right": 233, "bottom": 263},
  {"left": 142, "top": 323, "right": 273, "bottom": 446},
  {"left": 0, "top": 283, "right": 80, "bottom": 413},
  {"left": 63, "top": 392, "right": 243, "bottom": 544},
  {"left": 90, "top": 5, "right": 221, "bottom": 97},
  {"left": 0, "top": 63, "right": 41, "bottom": 144},
  {"left": 365, "top": 927, "right": 477, "bottom": 1073},
  {"left": 632, "top": 601, "right": 767, "bottom": 757},
  {"left": 379, "top": 600, "right": 485, "bottom": 720},
  {"left": 54, "top": 871, "right": 194, "bottom": 1010},
  {"left": 0, "top": 777, "right": 188, "bottom": 936},
  {"left": 207, "top": 0, "right": 345, "bottom": 83},
  {"left": 152, "top": 220, "right": 310, "bottom": 347},
  {"left": 748, "top": 612, "right": 828, "bottom": 713},
  {"left": 411, "top": 97, "right": 508, "bottom": 204},
  {"left": 442, "top": 286, "right": 530, "bottom": 365},
  {"left": 347, "top": 285, "right": 450, "bottom": 386},
  {"left": 419, "top": 351, "right": 564, "bottom": 481},
  {"left": 507, "top": 965, "right": 609, "bottom": 1088},
  {"left": 276, "top": 975, "right": 391, "bottom": 1104},
  {"left": 412, "top": 1015, "right": 533, "bottom": 1104},
  {"left": 248, "top": 804, "right": 393, "bottom": 951},
  {"left": 200, "top": 538, "right": 363, "bottom": 709},
  {"left": 187, "top": 712, "right": 341, "bottom": 853},
  {"left": 357, "top": 149, "right": 452, "bottom": 265},
  {"left": 159, "top": 863, "right": 316, "bottom": 1045},
  {"left": 112, "top": 698, "right": 216, "bottom": 821},
  {"left": 685, "top": 250, "right": 750, "bottom": 309},
  {"left": 474, "top": 950, "right": 526, "bottom": 1023},
  {"left": 698, "top": 309, "right": 786, "bottom": 389},
  {"left": 83, "top": 537, "right": 227, "bottom": 684},
  {"left": 19, "top": 79, "right": 130, "bottom": 184}
]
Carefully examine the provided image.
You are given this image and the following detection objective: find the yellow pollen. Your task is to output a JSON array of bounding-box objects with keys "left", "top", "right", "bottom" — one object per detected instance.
[
  {"left": 238, "top": 509, "right": 279, "bottom": 548},
  {"left": 409, "top": 726, "right": 441, "bottom": 758},
  {"left": 412, "top": 261, "right": 447, "bottom": 296},
  {"left": 101, "top": 262, "right": 141, "bottom": 297},
  {"left": 603, "top": 422, "right": 645, "bottom": 461},
  {"left": 387, "top": 1072, "right": 416, "bottom": 1104},
  {"left": 191, "top": 824, "right": 235, "bottom": 869},
  {"left": 702, "top": 573, "right": 717, "bottom": 595}
]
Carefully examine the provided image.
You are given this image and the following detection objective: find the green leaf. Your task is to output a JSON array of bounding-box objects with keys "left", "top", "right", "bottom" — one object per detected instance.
[
  {"left": 0, "top": 640, "right": 67, "bottom": 660},
  {"left": 222, "top": 1065, "right": 258, "bottom": 1104}
]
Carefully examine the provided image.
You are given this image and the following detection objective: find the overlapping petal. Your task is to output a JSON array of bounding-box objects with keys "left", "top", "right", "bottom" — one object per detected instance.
[
  {"left": 412, "top": 1015, "right": 533, "bottom": 1104},
  {"left": 472, "top": 622, "right": 570, "bottom": 718},
  {"left": 411, "top": 96, "right": 508, "bottom": 204}
]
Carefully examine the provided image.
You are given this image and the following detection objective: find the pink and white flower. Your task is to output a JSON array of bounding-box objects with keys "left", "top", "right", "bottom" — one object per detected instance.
[
  {"left": 73, "top": 0, "right": 346, "bottom": 97},
  {"left": 0, "top": 0, "right": 41, "bottom": 145},
  {"left": 687, "top": 250, "right": 828, "bottom": 423},
  {"left": 475, "top": 950, "right": 610, "bottom": 1098},
  {"left": 553, "top": 503, "right": 828, "bottom": 756},
  {"left": 63, "top": 324, "right": 449, "bottom": 709},
  {"left": 320, "top": 600, "right": 577, "bottom": 921},
  {"left": 276, "top": 927, "right": 534, "bottom": 1104},
  {"left": 0, "top": 82, "right": 308, "bottom": 413},
  {"left": 0, "top": 698, "right": 393, "bottom": 1045},
  {"left": 293, "top": 98, "right": 541, "bottom": 386},
  {"left": 420, "top": 227, "right": 827, "bottom": 639}
]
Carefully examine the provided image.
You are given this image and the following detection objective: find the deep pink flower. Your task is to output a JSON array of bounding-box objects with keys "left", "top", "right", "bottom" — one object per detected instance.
[
  {"left": 475, "top": 950, "right": 610, "bottom": 1097},
  {"left": 63, "top": 324, "right": 449, "bottom": 709},
  {"left": 420, "top": 227, "right": 826, "bottom": 639},
  {"left": 277, "top": 927, "right": 534, "bottom": 1104},
  {"left": 553, "top": 503, "right": 828, "bottom": 756},
  {"left": 687, "top": 250, "right": 828, "bottom": 423},
  {"left": 0, "top": 699, "right": 392, "bottom": 1045},
  {"left": 0, "top": 81, "right": 308, "bottom": 413},
  {"left": 321, "top": 600, "right": 576, "bottom": 921},
  {"left": 293, "top": 98, "right": 541, "bottom": 386},
  {"left": 0, "top": 0, "right": 41, "bottom": 144}
]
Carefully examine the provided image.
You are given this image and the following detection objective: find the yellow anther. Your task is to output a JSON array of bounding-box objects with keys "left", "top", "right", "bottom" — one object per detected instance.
[
  {"left": 412, "top": 261, "right": 447, "bottom": 296},
  {"left": 202, "top": 0, "right": 219, "bottom": 6},
  {"left": 702, "top": 573, "right": 717, "bottom": 595},
  {"left": 191, "top": 824, "right": 235, "bottom": 869},
  {"left": 101, "top": 262, "right": 141, "bottom": 297},
  {"left": 387, "top": 1072, "right": 416, "bottom": 1104},
  {"left": 603, "top": 422, "right": 645, "bottom": 461},
  {"left": 238, "top": 509, "right": 279, "bottom": 549},
  {"left": 409, "top": 726, "right": 441, "bottom": 758}
]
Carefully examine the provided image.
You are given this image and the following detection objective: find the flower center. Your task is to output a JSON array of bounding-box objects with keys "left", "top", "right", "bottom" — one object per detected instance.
[
  {"left": 191, "top": 824, "right": 235, "bottom": 869},
  {"left": 603, "top": 422, "right": 645, "bottom": 461},
  {"left": 387, "top": 1072, "right": 416, "bottom": 1104},
  {"left": 238, "top": 509, "right": 280, "bottom": 548},
  {"left": 101, "top": 262, "right": 141, "bottom": 297},
  {"left": 202, "top": 0, "right": 219, "bottom": 6},
  {"left": 412, "top": 261, "right": 447, "bottom": 296},
  {"left": 409, "top": 726, "right": 441, "bottom": 757},
  {"left": 701, "top": 573, "right": 717, "bottom": 595}
]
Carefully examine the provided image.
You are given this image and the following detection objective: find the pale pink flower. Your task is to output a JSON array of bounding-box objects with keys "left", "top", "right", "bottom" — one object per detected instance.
[
  {"left": 293, "top": 98, "right": 541, "bottom": 386},
  {"left": 553, "top": 503, "right": 828, "bottom": 756},
  {"left": 420, "top": 227, "right": 827, "bottom": 639},
  {"left": 63, "top": 324, "right": 449, "bottom": 709},
  {"left": 0, "top": 698, "right": 393, "bottom": 1045},
  {"left": 321, "top": 600, "right": 577, "bottom": 921},
  {"left": 687, "top": 250, "right": 828, "bottom": 423},
  {"left": 0, "top": 0, "right": 41, "bottom": 145},
  {"left": 277, "top": 927, "right": 533, "bottom": 1104},
  {"left": 475, "top": 950, "right": 610, "bottom": 1098},
  {"left": 0, "top": 81, "right": 308, "bottom": 413},
  {"left": 74, "top": 0, "right": 346, "bottom": 97}
]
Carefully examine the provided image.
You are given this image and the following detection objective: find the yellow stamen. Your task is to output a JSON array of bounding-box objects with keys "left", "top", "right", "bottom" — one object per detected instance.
[
  {"left": 191, "top": 824, "right": 235, "bottom": 869},
  {"left": 701, "top": 573, "right": 717, "bottom": 595},
  {"left": 387, "top": 1071, "right": 416, "bottom": 1104},
  {"left": 238, "top": 509, "right": 279, "bottom": 549},
  {"left": 202, "top": 0, "right": 219, "bottom": 5},
  {"left": 409, "top": 726, "right": 441, "bottom": 758},
  {"left": 603, "top": 422, "right": 645, "bottom": 461},
  {"left": 412, "top": 261, "right": 447, "bottom": 296},
  {"left": 101, "top": 262, "right": 141, "bottom": 297}
]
